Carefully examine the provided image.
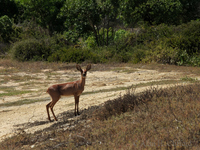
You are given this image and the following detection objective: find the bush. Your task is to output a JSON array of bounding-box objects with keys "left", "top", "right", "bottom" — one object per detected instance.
[
  {"left": 48, "top": 47, "right": 98, "bottom": 63},
  {"left": 92, "top": 46, "right": 132, "bottom": 63},
  {"left": 84, "top": 36, "right": 97, "bottom": 48},
  {"left": 128, "top": 24, "right": 174, "bottom": 47},
  {"left": 167, "top": 20, "right": 200, "bottom": 55},
  {"left": 91, "top": 47, "right": 114, "bottom": 63},
  {"left": 111, "top": 50, "right": 132, "bottom": 63},
  {"left": 11, "top": 38, "right": 51, "bottom": 61},
  {"left": 131, "top": 47, "right": 146, "bottom": 64},
  {"left": 143, "top": 43, "right": 180, "bottom": 64},
  {"left": 127, "top": 20, "right": 200, "bottom": 66},
  {"left": 48, "top": 45, "right": 134, "bottom": 63}
]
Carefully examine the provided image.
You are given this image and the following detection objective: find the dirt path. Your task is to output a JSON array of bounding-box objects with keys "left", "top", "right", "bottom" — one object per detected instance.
[{"left": 0, "top": 65, "right": 195, "bottom": 141}]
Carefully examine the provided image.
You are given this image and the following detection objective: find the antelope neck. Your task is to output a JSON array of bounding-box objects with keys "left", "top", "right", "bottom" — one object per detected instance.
[{"left": 80, "top": 76, "right": 86, "bottom": 87}]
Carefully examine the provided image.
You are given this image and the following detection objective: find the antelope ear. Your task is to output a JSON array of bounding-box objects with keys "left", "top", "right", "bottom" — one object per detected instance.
[
  {"left": 86, "top": 64, "right": 91, "bottom": 71},
  {"left": 76, "top": 64, "right": 83, "bottom": 72}
]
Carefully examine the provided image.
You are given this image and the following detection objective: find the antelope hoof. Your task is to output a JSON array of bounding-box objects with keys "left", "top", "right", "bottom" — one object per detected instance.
[{"left": 75, "top": 113, "right": 80, "bottom": 116}]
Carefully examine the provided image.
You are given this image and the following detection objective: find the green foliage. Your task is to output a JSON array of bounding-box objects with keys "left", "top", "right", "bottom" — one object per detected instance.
[
  {"left": 180, "top": 0, "right": 200, "bottom": 22},
  {"left": 11, "top": 38, "right": 52, "bottom": 61},
  {"left": 48, "top": 45, "right": 134, "bottom": 63},
  {"left": 63, "top": 30, "right": 79, "bottom": 44},
  {"left": 15, "top": 21, "right": 51, "bottom": 41},
  {"left": 0, "top": 0, "right": 199, "bottom": 65},
  {"left": 120, "top": 0, "right": 199, "bottom": 25},
  {"left": 0, "top": 15, "right": 13, "bottom": 42},
  {"left": 5, "top": 19, "right": 200, "bottom": 65},
  {"left": 143, "top": 43, "right": 180, "bottom": 64},
  {"left": 21, "top": 0, "right": 65, "bottom": 34},
  {"left": 131, "top": 48, "right": 146, "bottom": 64},
  {"left": 84, "top": 29, "right": 130, "bottom": 48},
  {"left": 48, "top": 47, "right": 98, "bottom": 63},
  {"left": 96, "top": 0, "right": 120, "bottom": 46},
  {"left": 167, "top": 20, "right": 200, "bottom": 55},
  {"left": 125, "top": 20, "right": 200, "bottom": 66},
  {"left": 60, "top": 0, "right": 120, "bottom": 46},
  {"left": 181, "top": 76, "right": 198, "bottom": 82},
  {"left": 98, "top": 27, "right": 115, "bottom": 46},
  {"left": 0, "top": 0, "right": 19, "bottom": 22},
  {"left": 60, "top": 0, "right": 100, "bottom": 40},
  {"left": 84, "top": 36, "right": 97, "bottom": 48},
  {"left": 114, "top": 29, "right": 127, "bottom": 42}
]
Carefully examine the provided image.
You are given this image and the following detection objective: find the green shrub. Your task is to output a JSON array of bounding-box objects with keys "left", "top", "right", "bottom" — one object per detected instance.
[
  {"left": 130, "top": 20, "right": 200, "bottom": 66},
  {"left": 84, "top": 36, "right": 97, "bottom": 48},
  {"left": 131, "top": 48, "right": 146, "bottom": 64},
  {"left": 92, "top": 47, "right": 115, "bottom": 63},
  {"left": 63, "top": 30, "right": 79, "bottom": 44},
  {"left": 99, "top": 27, "right": 114, "bottom": 46},
  {"left": 114, "top": 29, "right": 130, "bottom": 42},
  {"left": 48, "top": 47, "right": 98, "bottom": 63},
  {"left": 111, "top": 50, "right": 132, "bottom": 63},
  {"left": 129, "top": 24, "right": 174, "bottom": 47},
  {"left": 176, "top": 51, "right": 200, "bottom": 66},
  {"left": 143, "top": 43, "right": 180, "bottom": 64},
  {"left": 11, "top": 38, "right": 51, "bottom": 61},
  {"left": 167, "top": 21, "right": 200, "bottom": 55}
]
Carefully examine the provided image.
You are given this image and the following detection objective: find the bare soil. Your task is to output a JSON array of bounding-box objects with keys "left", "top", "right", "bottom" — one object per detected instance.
[{"left": 0, "top": 64, "right": 199, "bottom": 141}]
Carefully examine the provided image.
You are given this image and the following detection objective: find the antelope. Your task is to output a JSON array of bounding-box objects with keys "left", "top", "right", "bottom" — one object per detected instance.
[{"left": 46, "top": 64, "right": 91, "bottom": 121}]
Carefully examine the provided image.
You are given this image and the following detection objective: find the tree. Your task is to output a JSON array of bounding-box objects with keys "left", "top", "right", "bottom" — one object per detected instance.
[
  {"left": 180, "top": 0, "right": 200, "bottom": 23},
  {"left": 60, "top": 0, "right": 120, "bottom": 46},
  {"left": 98, "top": 0, "right": 120, "bottom": 46},
  {"left": 22, "top": 0, "right": 66, "bottom": 34},
  {"left": 0, "top": 0, "right": 20, "bottom": 22},
  {"left": 60, "top": 0, "right": 101, "bottom": 44},
  {"left": 120, "top": 0, "right": 183, "bottom": 25},
  {"left": 0, "top": 15, "right": 13, "bottom": 42}
]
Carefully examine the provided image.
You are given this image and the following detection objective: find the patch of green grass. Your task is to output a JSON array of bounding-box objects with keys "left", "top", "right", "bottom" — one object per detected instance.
[
  {"left": 66, "top": 102, "right": 75, "bottom": 107},
  {"left": 0, "top": 68, "right": 19, "bottom": 75},
  {"left": 45, "top": 72, "right": 58, "bottom": 80},
  {"left": 111, "top": 67, "right": 137, "bottom": 73},
  {"left": 180, "top": 76, "right": 198, "bottom": 82},
  {"left": 0, "top": 59, "right": 76, "bottom": 73},
  {"left": 84, "top": 79, "right": 181, "bottom": 95},
  {"left": 0, "top": 86, "right": 15, "bottom": 91},
  {"left": 0, "top": 97, "right": 48, "bottom": 107},
  {"left": 0, "top": 90, "right": 32, "bottom": 97},
  {"left": 0, "top": 74, "right": 39, "bottom": 84}
]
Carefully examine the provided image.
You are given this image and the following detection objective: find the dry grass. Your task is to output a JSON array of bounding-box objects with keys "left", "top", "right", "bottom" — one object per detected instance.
[
  {"left": 0, "top": 59, "right": 74, "bottom": 73},
  {"left": 1, "top": 59, "right": 200, "bottom": 149},
  {"left": 1, "top": 58, "right": 200, "bottom": 75},
  {"left": 1, "top": 83, "right": 200, "bottom": 149}
]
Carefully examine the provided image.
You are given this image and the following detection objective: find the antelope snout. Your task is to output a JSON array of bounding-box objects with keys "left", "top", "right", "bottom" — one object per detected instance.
[{"left": 83, "top": 73, "right": 86, "bottom": 77}]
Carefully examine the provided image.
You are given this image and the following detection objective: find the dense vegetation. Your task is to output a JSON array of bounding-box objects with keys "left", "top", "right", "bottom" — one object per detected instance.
[{"left": 0, "top": 0, "right": 200, "bottom": 65}]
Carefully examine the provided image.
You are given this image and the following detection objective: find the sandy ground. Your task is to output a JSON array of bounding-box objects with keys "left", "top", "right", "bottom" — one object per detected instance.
[{"left": 0, "top": 65, "right": 192, "bottom": 141}]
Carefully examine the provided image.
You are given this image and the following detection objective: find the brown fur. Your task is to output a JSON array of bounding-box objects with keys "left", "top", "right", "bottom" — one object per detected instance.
[{"left": 46, "top": 64, "right": 91, "bottom": 121}]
